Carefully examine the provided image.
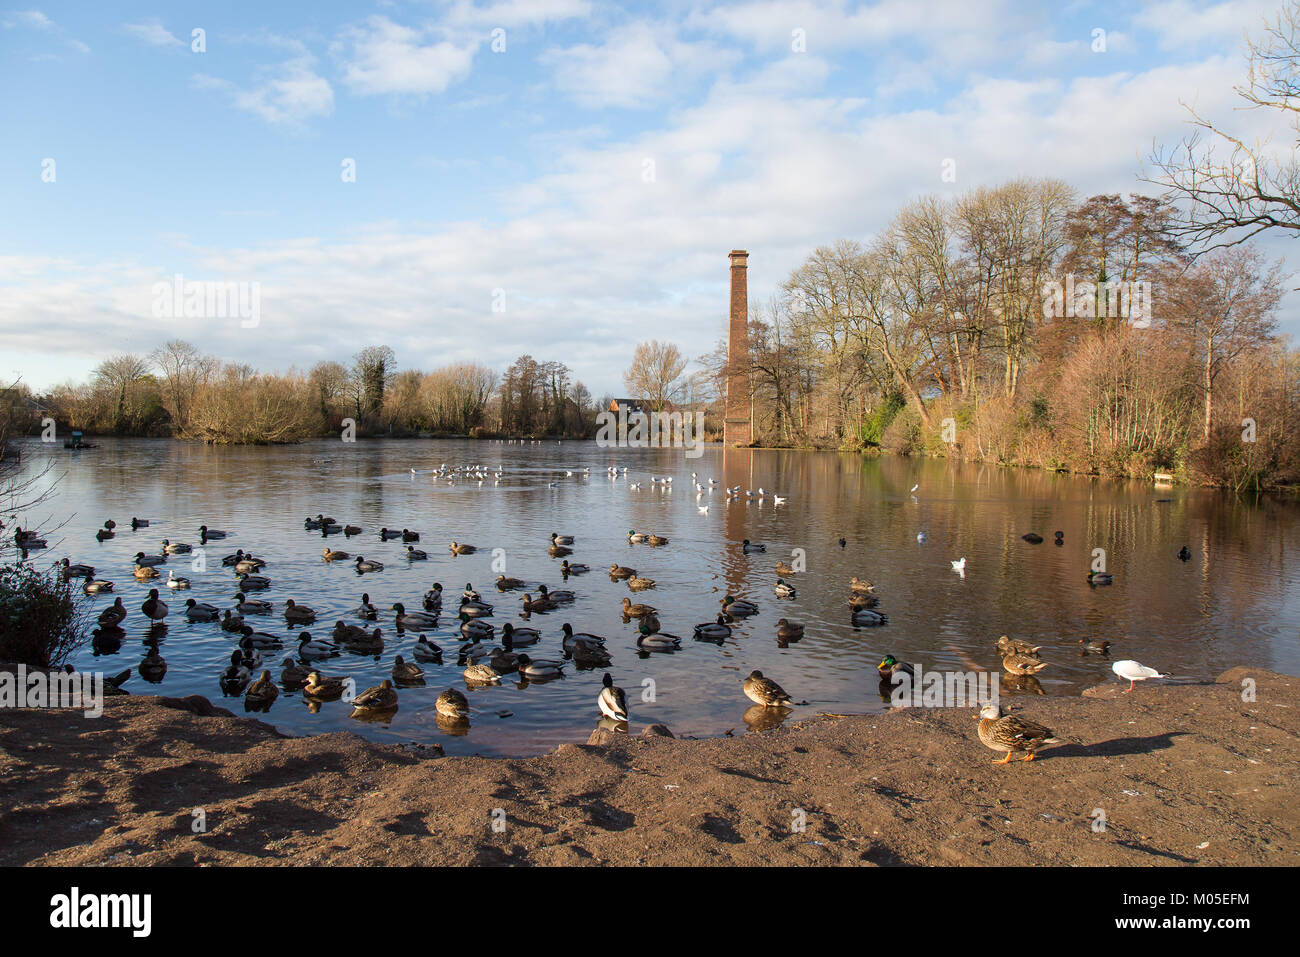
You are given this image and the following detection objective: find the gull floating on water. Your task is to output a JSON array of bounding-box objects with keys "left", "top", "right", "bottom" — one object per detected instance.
[
  {"left": 951, "top": 557, "right": 966, "bottom": 576},
  {"left": 910, "top": 484, "right": 919, "bottom": 493},
  {"left": 1112, "top": 659, "right": 1170, "bottom": 692}
]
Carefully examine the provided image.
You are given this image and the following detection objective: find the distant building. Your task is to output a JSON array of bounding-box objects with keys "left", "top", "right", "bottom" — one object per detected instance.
[{"left": 609, "top": 398, "right": 649, "bottom": 417}]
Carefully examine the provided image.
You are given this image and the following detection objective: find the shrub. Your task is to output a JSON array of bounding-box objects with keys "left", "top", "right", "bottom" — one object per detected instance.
[{"left": 0, "top": 561, "right": 87, "bottom": 667}]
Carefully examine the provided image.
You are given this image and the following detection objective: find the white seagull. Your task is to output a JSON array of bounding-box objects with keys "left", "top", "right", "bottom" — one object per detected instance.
[
  {"left": 1112, "top": 660, "right": 1170, "bottom": 693},
  {"left": 951, "top": 557, "right": 966, "bottom": 576}
]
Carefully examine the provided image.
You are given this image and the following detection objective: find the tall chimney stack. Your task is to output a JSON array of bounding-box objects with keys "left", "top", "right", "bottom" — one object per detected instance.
[{"left": 724, "top": 250, "right": 751, "bottom": 446}]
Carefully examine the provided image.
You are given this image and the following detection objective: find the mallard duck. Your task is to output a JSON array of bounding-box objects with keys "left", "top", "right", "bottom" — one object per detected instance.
[
  {"left": 165, "top": 570, "right": 191, "bottom": 590},
  {"left": 459, "top": 597, "right": 494, "bottom": 618},
  {"left": 412, "top": 636, "right": 444, "bottom": 662},
  {"left": 97, "top": 597, "right": 127, "bottom": 627},
  {"left": 161, "top": 539, "right": 192, "bottom": 554},
  {"left": 551, "top": 533, "right": 575, "bottom": 546},
  {"left": 379, "top": 527, "right": 403, "bottom": 540},
  {"left": 141, "top": 589, "right": 168, "bottom": 621},
  {"left": 877, "top": 655, "right": 914, "bottom": 679},
  {"left": 977, "top": 703, "right": 1061, "bottom": 763},
  {"left": 282, "top": 599, "right": 316, "bottom": 624},
  {"left": 459, "top": 612, "right": 495, "bottom": 639},
  {"left": 233, "top": 592, "right": 272, "bottom": 615},
  {"left": 645, "top": 533, "right": 669, "bottom": 546},
  {"left": 131, "top": 517, "right": 150, "bottom": 529},
  {"left": 199, "top": 525, "right": 227, "bottom": 540},
  {"left": 1078, "top": 638, "right": 1111, "bottom": 654},
  {"left": 353, "top": 556, "right": 384, "bottom": 574},
  {"left": 1021, "top": 532, "right": 1044, "bottom": 544},
  {"left": 488, "top": 642, "right": 522, "bottom": 673},
  {"left": 139, "top": 647, "right": 167, "bottom": 683},
  {"left": 220, "top": 609, "right": 245, "bottom": 633},
  {"left": 744, "top": 670, "right": 792, "bottom": 708},
  {"left": 1002, "top": 653, "right": 1048, "bottom": 675},
  {"left": 245, "top": 670, "right": 279, "bottom": 708},
  {"left": 994, "top": 635, "right": 1038, "bottom": 656},
  {"left": 776, "top": 618, "right": 804, "bottom": 641},
  {"left": 280, "top": 657, "right": 311, "bottom": 688},
  {"left": 461, "top": 583, "right": 482, "bottom": 602},
  {"left": 183, "top": 598, "right": 219, "bottom": 621},
  {"left": 436, "top": 687, "right": 470, "bottom": 719},
  {"left": 84, "top": 579, "right": 115, "bottom": 594},
  {"left": 333, "top": 619, "right": 370, "bottom": 641},
  {"left": 852, "top": 607, "right": 889, "bottom": 626},
  {"left": 570, "top": 641, "right": 612, "bottom": 667},
  {"left": 742, "top": 539, "right": 766, "bottom": 553},
  {"left": 392, "top": 655, "right": 425, "bottom": 682},
  {"left": 627, "top": 576, "right": 656, "bottom": 591},
  {"left": 694, "top": 614, "right": 732, "bottom": 641},
  {"left": 302, "top": 671, "right": 349, "bottom": 699},
  {"left": 773, "top": 578, "right": 796, "bottom": 599},
  {"left": 548, "top": 542, "right": 573, "bottom": 557},
  {"left": 620, "top": 597, "right": 656, "bottom": 618},
  {"left": 850, "top": 576, "right": 875, "bottom": 594},
  {"left": 495, "top": 575, "right": 527, "bottom": 590},
  {"left": 343, "top": 524, "right": 362, "bottom": 536},
  {"left": 464, "top": 661, "right": 501, "bottom": 683},
  {"left": 59, "top": 558, "right": 95, "bottom": 580},
  {"left": 133, "top": 564, "right": 159, "bottom": 580},
  {"left": 608, "top": 564, "right": 636, "bottom": 580},
  {"left": 516, "top": 653, "right": 564, "bottom": 679},
  {"left": 560, "top": 561, "right": 589, "bottom": 575},
  {"left": 1177, "top": 545, "right": 1191, "bottom": 561},
  {"left": 296, "top": 632, "right": 339, "bottom": 659},
  {"left": 219, "top": 651, "right": 250, "bottom": 693},
  {"left": 239, "top": 625, "right": 284, "bottom": 650},
  {"left": 636, "top": 624, "right": 680, "bottom": 651},
  {"left": 560, "top": 622, "right": 605, "bottom": 653},
  {"left": 95, "top": 528, "right": 114, "bottom": 542},
  {"left": 501, "top": 622, "right": 541, "bottom": 646},
  {"left": 774, "top": 561, "right": 795, "bottom": 576},
  {"left": 449, "top": 541, "right": 476, "bottom": 555},
  {"left": 221, "top": 549, "right": 247, "bottom": 567},
  {"left": 391, "top": 602, "right": 438, "bottom": 630},
  {"left": 521, "top": 592, "right": 557, "bottom": 614},
  {"left": 323, "top": 547, "right": 350, "bottom": 562},
  {"left": 406, "top": 545, "right": 428, "bottom": 560},
  {"left": 401, "top": 529, "right": 420, "bottom": 543},
  {"left": 626, "top": 529, "right": 648, "bottom": 544},
  {"left": 537, "top": 584, "right": 574, "bottom": 603},
  {"left": 849, "top": 591, "right": 880, "bottom": 610},
  {"left": 353, "top": 593, "right": 378, "bottom": 619},
  {"left": 236, "top": 572, "right": 271, "bottom": 591},
  {"left": 721, "top": 595, "right": 758, "bottom": 616},
  {"left": 134, "top": 551, "right": 166, "bottom": 568},
  {"left": 340, "top": 627, "right": 384, "bottom": 654},
  {"left": 423, "top": 584, "right": 444, "bottom": 611},
  {"left": 1087, "top": 571, "right": 1113, "bottom": 585},
  {"left": 597, "top": 672, "right": 628, "bottom": 720},
  {"left": 1112, "top": 659, "right": 1169, "bottom": 692}
]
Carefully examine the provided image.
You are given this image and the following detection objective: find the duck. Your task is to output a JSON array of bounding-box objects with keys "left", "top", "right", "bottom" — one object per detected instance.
[
  {"left": 742, "top": 539, "right": 766, "bottom": 553},
  {"left": 280, "top": 657, "right": 311, "bottom": 688},
  {"left": 220, "top": 609, "right": 245, "bottom": 633},
  {"left": 97, "top": 597, "right": 127, "bottom": 626},
  {"left": 412, "top": 636, "right": 444, "bottom": 662},
  {"left": 1086, "top": 571, "right": 1114, "bottom": 586},
  {"left": 627, "top": 576, "right": 656, "bottom": 591},
  {"left": 598, "top": 672, "right": 628, "bottom": 721},
  {"left": 141, "top": 589, "right": 169, "bottom": 621},
  {"left": 406, "top": 545, "right": 428, "bottom": 560},
  {"left": 379, "top": 527, "right": 403, "bottom": 541},
  {"left": 569, "top": 641, "right": 612, "bottom": 667},
  {"left": 436, "top": 687, "right": 470, "bottom": 719},
  {"left": 1112, "top": 659, "right": 1169, "bottom": 692},
  {"left": 463, "top": 661, "right": 502, "bottom": 684},
  {"left": 560, "top": 622, "right": 605, "bottom": 653},
  {"left": 852, "top": 607, "right": 889, "bottom": 626},
  {"left": 283, "top": 599, "right": 317, "bottom": 624},
  {"left": 608, "top": 564, "right": 636, "bottom": 580},
  {"left": 495, "top": 575, "right": 527, "bottom": 590},
  {"left": 516, "top": 653, "right": 565, "bottom": 679},
  {"left": 551, "top": 533, "right": 575, "bottom": 546},
  {"left": 130, "top": 517, "right": 150, "bottom": 529},
  {"left": 537, "top": 584, "right": 574, "bottom": 603},
  {"left": 353, "top": 593, "right": 378, "bottom": 619},
  {"left": 138, "top": 647, "right": 167, "bottom": 682},
  {"left": 774, "top": 561, "right": 795, "bottom": 576},
  {"left": 773, "top": 578, "right": 796, "bottom": 599},
  {"left": 849, "top": 591, "right": 880, "bottom": 610},
  {"left": 199, "top": 525, "right": 227, "bottom": 540},
  {"left": 850, "top": 577, "right": 875, "bottom": 594},
  {"left": 977, "top": 703, "right": 1061, "bottom": 763},
  {"left": 401, "top": 529, "right": 420, "bottom": 543},
  {"left": 95, "top": 527, "right": 113, "bottom": 542},
  {"left": 233, "top": 592, "right": 273, "bottom": 615},
  {"left": 236, "top": 572, "right": 271, "bottom": 591},
  {"left": 333, "top": 620, "right": 370, "bottom": 643},
  {"left": 636, "top": 624, "right": 680, "bottom": 651},
  {"left": 353, "top": 556, "right": 384, "bottom": 574},
  {"left": 449, "top": 541, "right": 476, "bottom": 555},
  {"left": 240, "top": 625, "right": 284, "bottom": 650},
  {"left": 1021, "top": 533, "right": 1044, "bottom": 544},
  {"left": 221, "top": 549, "right": 247, "bottom": 567},
  {"left": 1002, "top": 653, "right": 1048, "bottom": 676},
  {"left": 133, "top": 564, "right": 160, "bottom": 581},
  {"left": 391, "top": 656, "right": 425, "bottom": 683},
  {"left": 459, "top": 612, "right": 495, "bottom": 640},
  {"left": 461, "top": 583, "right": 482, "bottom": 602},
  {"left": 626, "top": 529, "right": 648, "bottom": 544},
  {"left": 343, "top": 525, "right": 362, "bottom": 536},
  {"left": 995, "top": 635, "right": 1041, "bottom": 657},
  {"left": 84, "top": 579, "right": 115, "bottom": 594},
  {"left": 339, "top": 627, "right": 384, "bottom": 654},
  {"left": 459, "top": 597, "right": 494, "bottom": 618},
  {"left": 422, "top": 585, "right": 445, "bottom": 612},
  {"left": 58, "top": 558, "right": 95, "bottom": 580},
  {"left": 560, "top": 561, "right": 589, "bottom": 576},
  {"left": 391, "top": 602, "right": 438, "bottom": 631},
  {"left": 877, "top": 655, "right": 914, "bottom": 681},
  {"left": 776, "top": 618, "right": 805, "bottom": 641},
  {"left": 166, "top": 570, "right": 191, "bottom": 590},
  {"left": 501, "top": 622, "right": 541, "bottom": 646},
  {"left": 620, "top": 597, "right": 656, "bottom": 618},
  {"left": 302, "top": 671, "right": 349, "bottom": 699},
  {"left": 521, "top": 593, "right": 558, "bottom": 614},
  {"left": 305, "top": 515, "right": 337, "bottom": 530},
  {"left": 245, "top": 670, "right": 279, "bottom": 708},
  {"left": 234, "top": 554, "right": 266, "bottom": 572},
  {"left": 548, "top": 542, "right": 573, "bottom": 557},
  {"left": 951, "top": 557, "right": 967, "bottom": 573},
  {"left": 693, "top": 615, "right": 732, "bottom": 641},
  {"left": 645, "top": 533, "right": 669, "bottom": 546},
  {"left": 1078, "top": 638, "right": 1112, "bottom": 654},
  {"left": 219, "top": 651, "right": 250, "bottom": 693},
  {"left": 183, "top": 598, "right": 219, "bottom": 621},
  {"left": 161, "top": 539, "right": 192, "bottom": 554},
  {"left": 322, "top": 547, "right": 350, "bottom": 562},
  {"left": 744, "top": 670, "right": 793, "bottom": 708},
  {"left": 721, "top": 595, "right": 758, "bottom": 617},
  {"left": 134, "top": 551, "right": 166, "bottom": 568},
  {"left": 1177, "top": 546, "right": 1191, "bottom": 561}
]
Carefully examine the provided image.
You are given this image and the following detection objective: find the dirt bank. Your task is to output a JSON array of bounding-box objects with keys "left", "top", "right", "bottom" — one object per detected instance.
[{"left": 0, "top": 666, "right": 1295, "bottom": 865}]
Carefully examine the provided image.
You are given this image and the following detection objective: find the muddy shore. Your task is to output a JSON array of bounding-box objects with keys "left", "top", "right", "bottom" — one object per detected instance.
[{"left": 0, "top": 666, "right": 1294, "bottom": 866}]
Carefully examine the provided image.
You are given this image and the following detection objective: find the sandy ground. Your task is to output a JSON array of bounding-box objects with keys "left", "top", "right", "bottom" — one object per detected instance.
[{"left": 0, "top": 665, "right": 1295, "bottom": 866}]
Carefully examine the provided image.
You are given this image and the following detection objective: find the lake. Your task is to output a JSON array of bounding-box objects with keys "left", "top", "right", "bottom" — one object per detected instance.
[{"left": 11, "top": 437, "right": 1300, "bottom": 756}]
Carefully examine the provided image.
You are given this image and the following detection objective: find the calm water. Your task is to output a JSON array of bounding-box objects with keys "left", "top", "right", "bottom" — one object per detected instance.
[{"left": 11, "top": 437, "right": 1300, "bottom": 756}]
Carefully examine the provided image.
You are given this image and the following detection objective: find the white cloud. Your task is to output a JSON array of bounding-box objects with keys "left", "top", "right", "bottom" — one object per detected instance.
[
  {"left": 124, "top": 18, "right": 182, "bottom": 47},
  {"left": 196, "top": 56, "right": 334, "bottom": 127},
  {"left": 338, "top": 16, "right": 478, "bottom": 95},
  {"left": 1133, "top": 0, "right": 1277, "bottom": 50},
  {"left": 2, "top": 9, "right": 53, "bottom": 30},
  {"left": 445, "top": 0, "right": 592, "bottom": 28}
]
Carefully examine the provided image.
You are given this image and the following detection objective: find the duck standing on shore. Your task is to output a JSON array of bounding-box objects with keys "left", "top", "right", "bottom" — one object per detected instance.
[{"left": 977, "top": 703, "right": 1061, "bottom": 763}]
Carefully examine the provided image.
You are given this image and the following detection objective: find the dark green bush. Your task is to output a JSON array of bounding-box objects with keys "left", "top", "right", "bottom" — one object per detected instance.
[{"left": 0, "top": 561, "right": 87, "bottom": 667}]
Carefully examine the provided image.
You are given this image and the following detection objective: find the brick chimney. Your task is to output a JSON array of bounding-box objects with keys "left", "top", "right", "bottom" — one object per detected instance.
[{"left": 724, "top": 250, "right": 751, "bottom": 446}]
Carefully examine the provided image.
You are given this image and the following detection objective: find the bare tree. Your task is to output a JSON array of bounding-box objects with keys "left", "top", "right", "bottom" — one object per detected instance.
[
  {"left": 623, "top": 340, "right": 689, "bottom": 412},
  {"left": 150, "top": 339, "right": 214, "bottom": 436}
]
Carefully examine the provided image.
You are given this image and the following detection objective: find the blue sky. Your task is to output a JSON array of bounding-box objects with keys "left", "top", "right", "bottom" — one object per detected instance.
[{"left": 1, "top": 0, "right": 1296, "bottom": 395}]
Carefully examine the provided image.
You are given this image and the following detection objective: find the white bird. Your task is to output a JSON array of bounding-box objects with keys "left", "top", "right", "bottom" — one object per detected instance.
[
  {"left": 773, "top": 495, "right": 786, "bottom": 506},
  {"left": 1112, "top": 659, "right": 1170, "bottom": 692},
  {"left": 698, "top": 505, "right": 709, "bottom": 514},
  {"left": 951, "top": 557, "right": 966, "bottom": 576},
  {"left": 917, "top": 531, "right": 927, "bottom": 543},
  {"left": 910, "top": 484, "right": 919, "bottom": 493}
]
